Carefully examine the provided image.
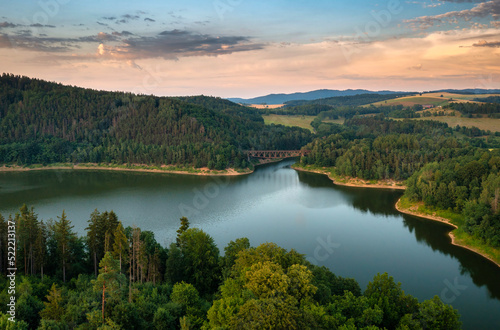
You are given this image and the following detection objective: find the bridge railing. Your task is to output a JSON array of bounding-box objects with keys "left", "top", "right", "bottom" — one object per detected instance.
[{"left": 243, "top": 150, "right": 311, "bottom": 159}]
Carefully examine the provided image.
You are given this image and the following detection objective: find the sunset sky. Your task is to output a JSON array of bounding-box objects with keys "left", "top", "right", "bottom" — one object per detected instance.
[{"left": 1, "top": 0, "right": 499, "bottom": 98}]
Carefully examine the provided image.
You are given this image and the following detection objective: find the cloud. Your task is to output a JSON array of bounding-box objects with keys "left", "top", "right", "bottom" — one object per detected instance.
[
  {"left": 424, "top": 3, "right": 443, "bottom": 8},
  {"left": 122, "top": 14, "right": 140, "bottom": 20},
  {"left": 117, "top": 14, "right": 140, "bottom": 24},
  {"left": 472, "top": 39, "right": 500, "bottom": 47},
  {"left": 0, "top": 32, "right": 119, "bottom": 52},
  {"left": 97, "top": 32, "right": 117, "bottom": 41},
  {"left": 17, "top": 30, "right": 33, "bottom": 37},
  {"left": 456, "top": 31, "right": 500, "bottom": 40},
  {"left": 406, "top": 1, "right": 500, "bottom": 30},
  {"left": 112, "top": 31, "right": 133, "bottom": 36},
  {"left": 438, "top": 0, "right": 485, "bottom": 3},
  {"left": 0, "top": 34, "right": 70, "bottom": 52},
  {"left": 30, "top": 23, "right": 56, "bottom": 28},
  {"left": 144, "top": 18, "right": 156, "bottom": 22},
  {"left": 102, "top": 16, "right": 116, "bottom": 21},
  {"left": 77, "top": 32, "right": 118, "bottom": 43},
  {"left": 1, "top": 21, "right": 56, "bottom": 30},
  {"left": 109, "top": 30, "right": 264, "bottom": 60},
  {"left": 0, "top": 21, "right": 18, "bottom": 28},
  {"left": 408, "top": 63, "right": 423, "bottom": 70},
  {"left": 1, "top": 27, "right": 264, "bottom": 63},
  {"left": 126, "top": 60, "right": 142, "bottom": 70}
]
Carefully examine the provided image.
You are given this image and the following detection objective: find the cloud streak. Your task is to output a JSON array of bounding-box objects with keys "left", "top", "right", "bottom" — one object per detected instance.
[
  {"left": 116, "top": 30, "right": 264, "bottom": 60},
  {"left": 406, "top": 1, "right": 500, "bottom": 30},
  {"left": 472, "top": 39, "right": 500, "bottom": 46},
  {"left": 0, "top": 21, "right": 18, "bottom": 28},
  {"left": 0, "top": 27, "right": 263, "bottom": 61}
]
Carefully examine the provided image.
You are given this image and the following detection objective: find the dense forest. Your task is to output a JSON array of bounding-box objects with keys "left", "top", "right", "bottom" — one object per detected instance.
[
  {"left": 0, "top": 207, "right": 461, "bottom": 329},
  {"left": 283, "top": 93, "right": 412, "bottom": 108},
  {"left": 301, "top": 116, "right": 497, "bottom": 180},
  {"left": 404, "top": 154, "right": 500, "bottom": 247},
  {"left": 0, "top": 74, "right": 312, "bottom": 169},
  {"left": 445, "top": 102, "right": 500, "bottom": 117},
  {"left": 261, "top": 94, "right": 414, "bottom": 117},
  {"left": 266, "top": 93, "right": 500, "bottom": 120},
  {"left": 473, "top": 96, "right": 500, "bottom": 104},
  {"left": 263, "top": 103, "right": 426, "bottom": 119}
]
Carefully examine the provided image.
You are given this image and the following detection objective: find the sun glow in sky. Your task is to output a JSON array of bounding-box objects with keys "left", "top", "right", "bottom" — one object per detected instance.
[{"left": 1, "top": 0, "right": 499, "bottom": 97}]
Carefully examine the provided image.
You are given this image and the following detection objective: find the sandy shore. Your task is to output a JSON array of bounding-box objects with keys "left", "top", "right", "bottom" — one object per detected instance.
[
  {"left": 293, "top": 166, "right": 406, "bottom": 190},
  {"left": 0, "top": 164, "right": 253, "bottom": 177},
  {"left": 395, "top": 198, "right": 500, "bottom": 268},
  {"left": 294, "top": 165, "right": 500, "bottom": 268}
]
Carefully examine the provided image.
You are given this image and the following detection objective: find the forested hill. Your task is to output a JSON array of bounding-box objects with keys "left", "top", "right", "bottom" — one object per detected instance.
[{"left": 0, "top": 74, "right": 312, "bottom": 169}]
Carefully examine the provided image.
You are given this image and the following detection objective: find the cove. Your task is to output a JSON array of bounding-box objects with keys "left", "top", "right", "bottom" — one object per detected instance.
[{"left": 1, "top": 160, "right": 499, "bottom": 329}]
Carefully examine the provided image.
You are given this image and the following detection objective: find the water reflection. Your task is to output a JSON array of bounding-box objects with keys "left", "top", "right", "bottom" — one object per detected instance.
[
  {"left": 296, "top": 170, "right": 402, "bottom": 217},
  {"left": 402, "top": 215, "right": 500, "bottom": 300},
  {"left": 292, "top": 167, "right": 500, "bottom": 302},
  {"left": 1, "top": 161, "right": 500, "bottom": 329}
]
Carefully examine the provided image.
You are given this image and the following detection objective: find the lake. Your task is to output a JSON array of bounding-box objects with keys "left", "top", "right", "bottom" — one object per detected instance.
[{"left": 1, "top": 160, "right": 499, "bottom": 329}]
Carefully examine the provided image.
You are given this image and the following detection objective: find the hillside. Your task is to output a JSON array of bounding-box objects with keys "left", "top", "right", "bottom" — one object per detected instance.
[
  {"left": 0, "top": 74, "right": 313, "bottom": 169},
  {"left": 228, "top": 89, "right": 409, "bottom": 105},
  {"left": 432, "top": 89, "right": 500, "bottom": 94},
  {"left": 369, "top": 92, "right": 500, "bottom": 108},
  {"left": 228, "top": 89, "right": 500, "bottom": 105}
]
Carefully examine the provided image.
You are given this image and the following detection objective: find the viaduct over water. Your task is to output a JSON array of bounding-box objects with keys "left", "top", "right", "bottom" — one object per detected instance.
[{"left": 244, "top": 150, "right": 311, "bottom": 160}]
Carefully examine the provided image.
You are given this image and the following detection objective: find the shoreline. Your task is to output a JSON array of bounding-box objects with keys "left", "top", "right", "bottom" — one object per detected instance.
[
  {"left": 395, "top": 198, "right": 500, "bottom": 268},
  {"left": 293, "top": 165, "right": 406, "bottom": 190},
  {"left": 0, "top": 164, "right": 254, "bottom": 177},
  {"left": 294, "top": 164, "right": 500, "bottom": 268}
]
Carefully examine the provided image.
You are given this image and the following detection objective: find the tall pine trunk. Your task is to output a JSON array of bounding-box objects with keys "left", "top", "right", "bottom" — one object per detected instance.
[
  {"left": 94, "top": 251, "right": 97, "bottom": 277},
  {"left": 62, "top": 243, "right": 66, "bottom": 283}
]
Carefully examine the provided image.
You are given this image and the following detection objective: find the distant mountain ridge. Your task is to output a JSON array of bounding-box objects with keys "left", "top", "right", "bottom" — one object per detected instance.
[
  {"left": 228, "top": 89, "right": 410, "bottom": 105},
  {"left": 429, "top": 89, "right": 500, "bottom": 95},
  {"left": 229, "top": 88, "right": 500, "bottom": 105}
]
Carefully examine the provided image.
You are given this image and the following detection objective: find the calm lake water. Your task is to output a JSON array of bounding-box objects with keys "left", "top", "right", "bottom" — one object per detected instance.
[{"left": 1, "top": 160, "right": 499, "bottom": 329}]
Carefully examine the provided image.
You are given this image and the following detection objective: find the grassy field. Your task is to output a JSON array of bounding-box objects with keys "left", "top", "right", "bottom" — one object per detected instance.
[
  {"left": 372, "top": 96, "right": 450, "bottom": 107},
  {"left": 323, "top": 118, "right": 345, "bottom": 125},
  {"left": 248, "top": 104, "right": 284, "bottom": 109},
  {"left": 423, "top": 92, "right": 500, "bottom": 100},
  {"left": 369, "top": 92, "right": 500, "bottom": 107},
  {"left": 398, "top": 116, "right": 500, "bottom": 132},
  {"left": 262, "top": 115, "right": 316, "bottom": 132},
  {"left": 263, "top": 114, "right": 500, "bottom": 133}
]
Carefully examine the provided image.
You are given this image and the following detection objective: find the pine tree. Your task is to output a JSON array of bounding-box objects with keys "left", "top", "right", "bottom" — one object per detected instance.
[
  {"left": 176, "top": 217, "right": 190, "bottom": 246},
  {"left": 17, "top": 205, "right": 29, "bottom": 275},
  {"left": 92, "top": 252, "right": 126, "bottom": 322},
  {"left": 39, "top": 284, "right": 64, "bottom": 321},
  {"left": 34, "top": 221, "right": 47, "bottom": 279},
  {"left": 112, "top": 222, "right": 128, "bottom": 273},
  {"left": 25, "top": 207, "right": 39, "bottom": 276},
  {"left": 131, "top": 227, "right": 141, "bottom": 282},
  {"left": 55, "top": 210, "right": 75, "bottom": 283},
  {"left": 86, "top": 209, "right": 102, "bottom": 277}
]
